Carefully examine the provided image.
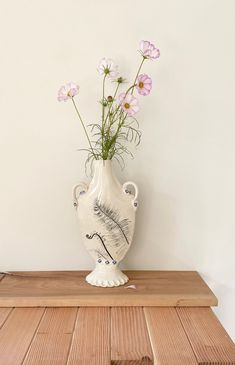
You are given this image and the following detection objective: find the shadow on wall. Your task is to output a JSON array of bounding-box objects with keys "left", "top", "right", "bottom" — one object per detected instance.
[{"left": 124, "top": 184, "right": 206, "bottom": 270}]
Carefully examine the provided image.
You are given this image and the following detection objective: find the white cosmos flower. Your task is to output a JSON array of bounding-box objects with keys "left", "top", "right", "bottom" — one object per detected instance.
[
  {"left": 57, "top": 82, "right": 79, "bottom": 102},
  {"left": 118, "top": 93, "right": 140, "bottom": 116},
  {"left": 97, "top": 58, "right": 118, "bottom": 78}
]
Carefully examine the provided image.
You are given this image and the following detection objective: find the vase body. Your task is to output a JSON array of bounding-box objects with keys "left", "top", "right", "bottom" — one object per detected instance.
[{"left": 73, "top": 160, "right": 138, "bottom": 287}]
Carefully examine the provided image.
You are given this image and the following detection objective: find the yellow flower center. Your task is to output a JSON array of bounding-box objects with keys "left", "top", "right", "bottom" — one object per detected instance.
[
  {"left": 124, "top": 102, "right": 130, "bottom": 109},
  {"left": 138, "top": 81, "right": 144, "bottom": 89},
  {"left": 67, "top": 91, "right": 73, "bottom": 97}
]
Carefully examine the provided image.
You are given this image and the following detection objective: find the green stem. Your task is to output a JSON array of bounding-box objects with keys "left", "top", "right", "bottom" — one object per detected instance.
[
  {"left": 71, "top": 98, "right": 97, "bottom": 159},
  {"left": 109, "top": 84, "right": 135, "bottom": 123},
  {"left": 105, "top": 82, "right": 135, "bottom": 135},
  {"left": 112, "top": 58, "right": 145, "bottom": 142},
  {"left": 125, "top": 84, "right": 136, "bottom": 96},
  {"left": 102, "top": 75, "right": 107, "bottom": 124},
  {"left": 131, "top": 57, "right": 145, "bottom": 94},
  {"left": 102, "top": 81, "right": 122, "bottom": 159},
  {"left": 101, "top": 75, "right": 107, "bottom": 157},
  {"left": 103, "top": 83, "right": 120, "bottom": 128},
  {"left": 113, "top": 83, "right": 120, "bottom": 101},
  {"left": 101, "top": 58, "right": 145, "bottom": 159}
]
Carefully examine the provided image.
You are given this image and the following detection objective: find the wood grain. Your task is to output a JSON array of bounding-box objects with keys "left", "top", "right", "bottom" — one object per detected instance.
[
  {"left": 144, "top": 307, "right": 198, "bottom": 365},
  {"left": 0, "top": 307, "right": 12, "bottom": 327},
  {"left": 111, "top": 360, "right": 152, "bottom": 365},
  {"left": 23, "top": 307, "right": 77, "bottom": 365},
  {"left": 177, "top": 307, "right": 235, "bottom": 364},
  {"left": 67, "top": 307, "right": 110, "bottom": 365},
  {"left": 0, "top": 270, "right": 217, "bottom": 307},
  {"left": 111, "top": 307, "right": 153, "bottom": 364},
  {"left": 0, "top": 274, "right": 5, "bottom": 282},
  {"left": 0, "top": 307, "right": 45, "bottom": 365}
]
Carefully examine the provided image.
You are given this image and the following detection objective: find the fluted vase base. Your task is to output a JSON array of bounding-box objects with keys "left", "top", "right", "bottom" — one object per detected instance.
[{"left": 86, "top": 263, "right": 129, "bottom": 287}]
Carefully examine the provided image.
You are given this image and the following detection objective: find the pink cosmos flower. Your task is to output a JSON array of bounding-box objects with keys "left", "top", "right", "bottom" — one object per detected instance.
[
  {"left": 140, "top": 40, "right": 160, "bottom": 60},
  {"left": 57, "top": 82, "right": 79, "bottom": 102},
  {"left": 136, "top": 74, "right": 152, "bottom": 96},
  {"left": 118, "top": 93, "right": 140, "bottom": 116},
  {"left": 97, "top": 58, "right": 118, "bottom": 78}
]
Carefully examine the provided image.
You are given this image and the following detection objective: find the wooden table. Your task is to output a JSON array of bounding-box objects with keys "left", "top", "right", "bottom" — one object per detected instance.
[{"left": 0, "top": 271, "right": 234, "bottom": 364}]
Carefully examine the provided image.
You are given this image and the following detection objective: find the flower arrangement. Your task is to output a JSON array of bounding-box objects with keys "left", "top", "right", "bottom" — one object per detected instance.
[{"left": 58, "top": 40, "right": 160, "bottom": 169}]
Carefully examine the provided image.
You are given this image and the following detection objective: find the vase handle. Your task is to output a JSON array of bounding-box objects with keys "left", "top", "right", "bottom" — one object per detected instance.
[
  {"left": 72, "top": 182, "right": 88, "bottom": 209},
  {"left": 122, "top": 181, "right": 139, "bottom": 209}
]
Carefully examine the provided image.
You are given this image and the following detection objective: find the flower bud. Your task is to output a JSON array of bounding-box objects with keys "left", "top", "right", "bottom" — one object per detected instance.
[{"left": 117, "top": 77, "right": 125, "bottom": 84}]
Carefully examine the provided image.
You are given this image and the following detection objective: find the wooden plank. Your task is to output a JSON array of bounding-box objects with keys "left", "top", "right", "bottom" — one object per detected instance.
[
  {"left": 0, "top": 308, "right": 13, "bottom": 328},
  {"left": 144, "top": 307, "right": 198, "bottom": 365},
  {"left": 0, "top": 307, "right": 45, "bottom": 365},
  {"left": 23, "top": 307, "right": 77, "bottom": 365},
  {"left": 177, "top": 307, "right": 235, "bottom": 364},
  {"left": 0, "top": 274, "right": 5, "bottom": 282},
  {"left": 111, "top": 360, "right": 152, "bottom": 365},
  {"left": 0, "top": 270, "right": 217, "bottom": 307},
  {"left": 111, "top": 307, "right": 153, "bottom": 364},
  {"left": 67, "top": 307, "right": 110, "bottom": 365}
]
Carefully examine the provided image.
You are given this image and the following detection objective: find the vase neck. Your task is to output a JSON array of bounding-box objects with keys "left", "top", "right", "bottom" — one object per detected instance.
[{"left": 90, "top": 160, "right": 119, "bottom": 188}]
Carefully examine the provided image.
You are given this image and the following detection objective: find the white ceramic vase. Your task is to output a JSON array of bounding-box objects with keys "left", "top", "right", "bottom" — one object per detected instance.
[{"left": 73, "top": 160, "right": 138, "bottom": 287}]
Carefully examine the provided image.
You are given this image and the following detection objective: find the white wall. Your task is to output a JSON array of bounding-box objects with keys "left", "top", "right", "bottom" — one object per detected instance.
[{"left": 0, "top": 0, "right": 235, "bottom": 339}]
